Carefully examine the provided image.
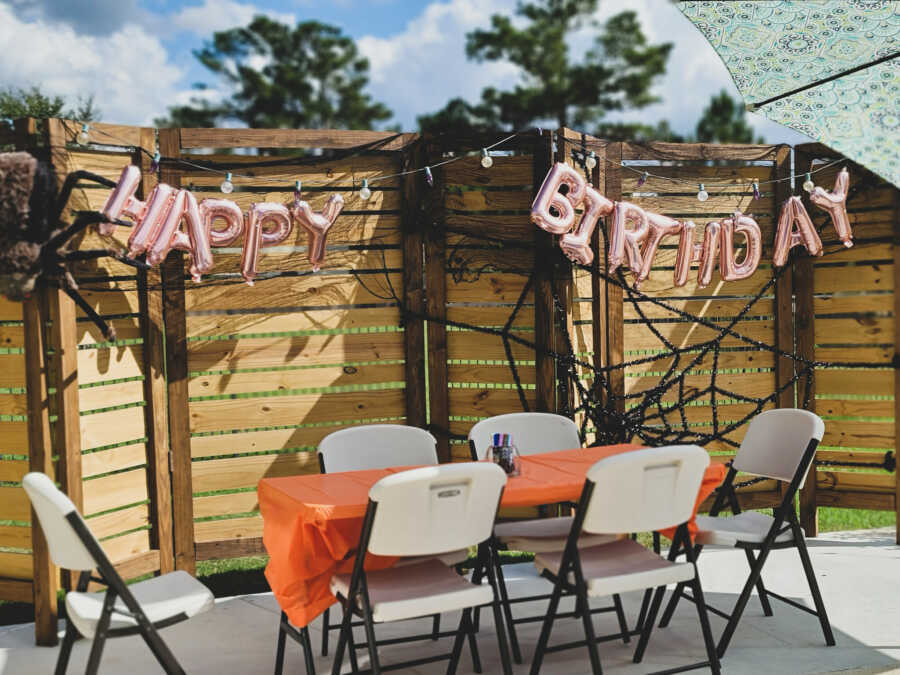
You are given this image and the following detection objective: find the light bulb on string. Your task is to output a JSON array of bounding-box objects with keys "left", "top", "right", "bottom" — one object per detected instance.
[
  {"left": 480, "top": 148, "right": 493, "bottom": 169},
  {"left": 76, "top": 124, "right": 90, "bottom": 145},
  {"left": 637, "top": 171, "right": 648, "bottom": 188},
  {"left": 802, "top": 172, "right": 815, "bottom": 192},
  {"left": 585, "top": 151, "right": 597, "bottom": 170},
  {"left": 697, "top": 183, "right": 709, "bottom": 202},
  {"left": 220, "top": 172, "right": 234, "bottom": 194},
  {"left": 752, "top": 180, "right": 761, "bottom": 200},
  {"left": 294, "top": 180, "right": 302, "bottom": 204},
  {"left": 424, "top": 166, "right": 433, "bottom": 187},
  {"left": 359, "top": 179, "right": 372, "bottom": 201},
  {"left": 150, "top": 151, "right": 161, "bottom": 174}
]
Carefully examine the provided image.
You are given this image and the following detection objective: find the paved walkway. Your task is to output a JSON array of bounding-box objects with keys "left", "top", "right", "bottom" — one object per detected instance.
[{"left": 1, "top": 528, "right": 898, "bottom": 674}]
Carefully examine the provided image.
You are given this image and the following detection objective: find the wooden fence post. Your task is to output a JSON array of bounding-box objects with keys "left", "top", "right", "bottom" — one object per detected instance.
[
  {"left": 158, "top": 128, "right": 195, "bottom": 574},
  {"left": 553, "top": 131, "right": 576, "bottom": 416},
  {"left": 893, "top": 187, "right": 900, "bottom": 545},
  {"left": 533, "top": 131, "right": 556, "bottom": 413},
  {"left": 401, "top": 137, "right": 427, "bottom": 430},
  {"left": 424, "top": 139, "right": 450, "bottom": 461},
  {"left": 603, "top": 143, "right": 625, "bottom": 414},
  {"left": 23, "top": 292, "right": 58, "bottom": 645},
  {"left": 138, "top": 127, "right": 175, "bottom": 574},
  {"left": 791, "top": 147, "right": 818, "bottom": 536}
]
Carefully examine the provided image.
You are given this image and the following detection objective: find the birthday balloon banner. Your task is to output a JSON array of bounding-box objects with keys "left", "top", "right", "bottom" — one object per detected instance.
[
  {"left": 531, "top": 163, "right": 853, "bottom": 288},
  {"left": 99, "top": 165, "right": 344, "bottom": 284}
]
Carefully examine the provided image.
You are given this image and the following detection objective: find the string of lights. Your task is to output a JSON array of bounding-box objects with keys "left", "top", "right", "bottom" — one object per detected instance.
[{"left": 65, "top": 120, "right": 844, "bottom": 204}]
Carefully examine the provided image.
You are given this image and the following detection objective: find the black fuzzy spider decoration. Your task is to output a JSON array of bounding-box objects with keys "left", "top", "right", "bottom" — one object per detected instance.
[{"left": 0, "top": 151, "right": 149, "bottom": 340}]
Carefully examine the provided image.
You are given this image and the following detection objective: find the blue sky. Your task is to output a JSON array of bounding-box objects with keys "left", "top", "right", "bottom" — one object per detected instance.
[{"left": 0, "top": 0, "right": 809, "bottom": 143}]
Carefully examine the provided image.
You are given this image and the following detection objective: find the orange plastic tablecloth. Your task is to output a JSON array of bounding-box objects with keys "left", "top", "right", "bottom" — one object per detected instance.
[{"left": 258, "top": 444, "right": 726, "bottom": 628}]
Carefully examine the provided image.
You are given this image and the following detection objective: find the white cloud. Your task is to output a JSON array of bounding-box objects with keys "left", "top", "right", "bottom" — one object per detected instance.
[
  {"left": 0, "top": 3, "right": 183, "bottom": 126},
  {"left": 357, "top": 0, "right": 520, "bottom": 129},
  {"left": 170, "top": 0, "right": 295, "bottom": 36}
]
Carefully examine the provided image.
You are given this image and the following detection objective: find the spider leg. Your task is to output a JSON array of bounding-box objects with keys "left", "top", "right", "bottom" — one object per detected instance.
[
  {"left": 54, "top": 170, "right": 118, "bottom": 224},
  {"left": 58, "top": 249, "right": 151, "bottom": 271},
  {"left": 60, "top": 284, "right": 116, "bottom": 342},
  {"left": 44, "top": 211, "right": 131, "bottom": 253}
]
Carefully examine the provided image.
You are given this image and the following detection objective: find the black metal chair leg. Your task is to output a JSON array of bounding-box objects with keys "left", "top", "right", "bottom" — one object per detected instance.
[
  {"left": 493, "top": 552, "right": 523, "bottom": 664},
  {"left": 54, "top": 620, "right": 79, "bottom": 675},
  {"left": 635, "top": 588, "right": 653, "bottom": 631},
  {"left": 432, "top": 613, "right": 441, "bottom": 640},
  {"left": 690, "top": 578, "right": 721, "bottom": 675},
  {"left": 483, "top": 547, "right": 513, "bottom": 675},
  {"left": 633, "top": 585, "right": 666, "bottom": 664},
  {"left": 274, "top": 614, "right": 287, "bottom": 675},
  {"left": 322, "top": 607, "right": 330, "bottom": 656},
  {"left": 576, "top": 587, "right": 603, "bottom": 674},
  {"left": 447, "top": 609, "right": 473, "bottom": 675},
  {"left": 347, "top": 624, "right": 360, "bottom": 673},
  {"left": 745, "top": 549, "right": 773, "bottom": 616},
  {"left": 612, "top": 593, "right": 630, "bottom": 644},
  {"left": 85, "top": 594, "right": 115, "bottom": 675},
  {"left": 658, "top": 581, "right": 686, "bottom": 627},
  {"left": 467, "top": 608, "right": 483, "bottom": 674},
  {"left": 330, "top": 603, "right": 354, "bottom": 675},
  {"left": 358, "top": 592, "right": 381, "bottom": 675},
  {"left": 300, "top": 626, "right": 317, "bottom": 675},
  {"left": 528, "top": 575, "right": 564, "bottom": 675},
  {"left": 716, "top": 546, "right": 773, "bottom": 658},
  {"left": 794, "top": 529, "right": 836, "bottom": 646}
]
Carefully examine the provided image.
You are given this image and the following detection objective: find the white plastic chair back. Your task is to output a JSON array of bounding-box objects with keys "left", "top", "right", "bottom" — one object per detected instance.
[
  {"left": 22, "top": 472, "right": 98, "bottom": 571},
  {"left": 468, "top": 412, "right": 581, "bottom": 459},
  {"left": 733, "top": 409, "right": 825, "bottom": 487},
  {"left": 367, "top": 463, "right": 506, "bottom": 557},
  {"left": 319, "top": 424, "right": 438, "bottom": 473},
  {"left": 581, "top": 445, "right": 709, "bottom": 535}
]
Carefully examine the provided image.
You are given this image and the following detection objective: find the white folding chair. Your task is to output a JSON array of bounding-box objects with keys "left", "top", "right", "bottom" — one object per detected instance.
[
  {"left": 468, "top": 413, "right": 622, "bottom": 663},
  {"left": 22, "top": 472, "right": 214, "bottom": 675},
  {"left": 529, "top": 445, "right": 720, "bottom": 675},
  {"left": 658, "top": 409, "right": 835, "bottom": 658},
  {"left": 275, "top": 424, "right": 466, "bottom": 674},
  {"left": 329, "top": 462, "right": 512, "bottom": 675}
]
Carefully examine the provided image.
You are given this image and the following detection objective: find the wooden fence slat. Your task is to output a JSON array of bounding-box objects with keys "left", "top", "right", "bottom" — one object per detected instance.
[
  {"left": 892, "top": 186, "right": 900, "bottom": 544},
  {"left": 533, "top": 133, "right": 555, "bottom": 413},
  {"left": 605, "top": 143, "right": 625, "bottom": 414},
  {"left": 178, "top": 127, "right": 417, "bottom": 150}
]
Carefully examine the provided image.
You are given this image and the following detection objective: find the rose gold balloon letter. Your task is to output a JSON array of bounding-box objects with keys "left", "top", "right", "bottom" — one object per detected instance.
[
  {"left": 292, "top": 194, "right": 345, "bottom": 272},
  {"left": 608, "top": 201, "right": 650, "bottom": 277},
  {"left": 559, "top": 186, "right": 614, "bottom": 265},
  {"left": 100, "top": 164, "right": 144, "bottom": 236},
  {"left": 674, "top": 221, "right": 720, "bottom": 288},
  {"left": 241, "top": 203, "right": 293, "bottom": 284},
  {"left": 773, "top": 196, "right": 823, "bottom": 266},
  {"left": 719, "top": 211, "right": 762, "bottom": 282},
  {"left": 810, "top": 167, "right": 852, "bottom": 248},
  {"left": 530, "top": 163, "right": 587, "bottom": 235}
]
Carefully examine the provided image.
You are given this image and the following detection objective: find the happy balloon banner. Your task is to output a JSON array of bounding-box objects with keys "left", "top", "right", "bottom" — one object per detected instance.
[
  {"left": 531, "top": 163, "right": 853, "bottom": 288},
  {"left": 99, "top": 164, "right": 344, "bottom": 284}
]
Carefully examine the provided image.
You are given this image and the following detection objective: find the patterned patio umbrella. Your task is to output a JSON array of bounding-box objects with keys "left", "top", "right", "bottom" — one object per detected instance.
[{"left": 678, "top": 1, "right": 899, "bottom": 186}]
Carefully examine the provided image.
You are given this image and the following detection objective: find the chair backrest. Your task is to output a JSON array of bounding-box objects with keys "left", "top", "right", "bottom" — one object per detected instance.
[
  {"left": 366, "top": 463, "right": 506, "bottom": 557},
  {"left": 318, "top": 424, "right": 438, "bottom": 473},
  {"left": 22, "top": 472, "right": 101, "bottom": 571},
  {"left": 581, "top": 445, "right": 709, "bottom": 535},
  {"left": 468, "top": 412, "right": 581, "bottom": 460},
  {"left": 733, "top": 409, "right": 825, "bottom": 486}
]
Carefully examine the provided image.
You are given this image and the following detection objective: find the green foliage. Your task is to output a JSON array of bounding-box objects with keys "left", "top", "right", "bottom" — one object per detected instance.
[
  {"left": 0, "top": 87, "right": 100, "bottom": 137},
  {"left": 594, "top": 120, "right": 685, "bottom": 143},
  {"left": 695, "top": 89, "right": 763, "bottom": 144},
  {"left": 421, "top": 1, "right": 672, "bottom": 134},
  {"left": 156, "top": 16, "right": 391, "bottom": 130}
]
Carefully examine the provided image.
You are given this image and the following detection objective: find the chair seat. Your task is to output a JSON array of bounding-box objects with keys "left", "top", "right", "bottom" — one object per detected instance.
[
  {"left": 330, "top": 559, "right": 492, "bottom": 623},
  {"left": 535, "top": 538, "right": 695, "bottom": 597},
  {"left": 694, "top": 511, "right": 798, "bottom": 547},
  {"left": 494, "top": 516, "right": 617, "bottom": 552},
  {"left": 66, "top": 570, "right": 214, "bottom": 639},
  {"left": 396, "top": 549, "right": 469, "bottom": 567}
]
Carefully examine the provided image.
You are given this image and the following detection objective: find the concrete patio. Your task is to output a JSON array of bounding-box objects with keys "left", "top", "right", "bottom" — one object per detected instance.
[{"left": 1, "top": 528, "right": 897, "bottom": 674}]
